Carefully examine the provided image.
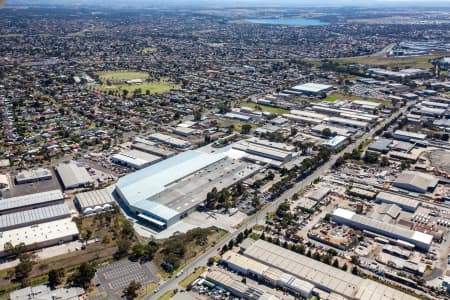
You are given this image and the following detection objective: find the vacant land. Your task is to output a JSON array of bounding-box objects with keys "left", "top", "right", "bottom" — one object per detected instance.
[
  {"left": 98, "top": 71, "right": 150, "bottom": 84},
  {"left": 142, "top": 47, "right": 158, "bottom": 54},
  {"left": 336, "top": 55, "right": 439, "bottom": 69},
  {"left": 241, "top": 102, "right": 289, "bottom": 114},
  {"left": 154, "top": 227, "right": 227, "bottom": 279},
  {"left": 96, "top": 71, "right": 178, "bottom": 95},
  {"left": 179, "top": 266, "right": 206, "bottom": 289},
  {"left": 322, "top": 92, "right": 389, "bottom": 105},
  {"left": 157, "top": 289, "right": 175, "bottom": 300}
]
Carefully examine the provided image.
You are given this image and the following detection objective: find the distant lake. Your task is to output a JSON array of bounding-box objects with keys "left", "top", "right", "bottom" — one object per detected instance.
[{"left": 245, "top": 18, "right": 329, "bottom": 26}]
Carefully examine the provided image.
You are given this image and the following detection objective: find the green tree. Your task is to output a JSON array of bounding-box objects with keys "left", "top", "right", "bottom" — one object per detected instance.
[
  {"left": 70, "top": 262, "right": 96, "bottom": 289},
  {"left": 48, "top": 268, "right": 65, "bottom": 289},
  {"left": 240, "top": 124, "right": 252, "bottom": 134},
  {"left": 332, "top": 259, "right": 340, "bottom": 268},
  {"left": 115, "top": 238, "right": 132, "bottom": 259},
  {"left": 123, "top": 280, "right": 142, "bottom": 299},
  {"left": 14, "top": 254, "right": 35, "bottom": 281}
]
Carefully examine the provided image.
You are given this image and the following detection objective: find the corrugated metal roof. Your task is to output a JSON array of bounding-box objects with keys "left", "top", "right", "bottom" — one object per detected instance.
[
  {"left": 0, "top": 190, "right": 64, "bottom": 212},
  {"left": 0, "top": 204, "right": 70, "bottom": 230},
  {"left": 75, "top": 188, "right": 115, "bottom": 210},
  {"left": 56, "top": 163, "right": 94, "bottom": 189},
  {"left": 116, "top": 150, "right": 227, "bottom": 208}
]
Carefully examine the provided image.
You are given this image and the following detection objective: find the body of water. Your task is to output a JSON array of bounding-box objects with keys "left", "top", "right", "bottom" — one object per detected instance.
[{"left": 245, "top": 18, "right": 329, "bottom": 26}]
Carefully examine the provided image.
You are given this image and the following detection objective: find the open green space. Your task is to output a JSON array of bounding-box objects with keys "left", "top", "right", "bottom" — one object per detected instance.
[
  {"left": 102, "top": 81, "right": 178, "bottom": 95},
  {"left": 98, "top": 71, "right": 150, "bottom": 84},
  {"left": 154, "top": 227, "right": 227, "bottom": 279},
  {"left": 335, "top": 54, "right": 442, "bottom": 69},
  {"left": 322, "top": 92, "right": 390, "bottom": 105},
  {"left": 157, "top": 289, "right": 176, "bottom": 300},
  {"left": 136, "top": 283, "right": 159, "bottom": 300},
  {"left": 0, "top": 34, "right": 24, "bottom": 38},
  {"left": 142, "top": 47, "right": 158, "bottom": 54},
  {"left": 242, "top": 102, "right": 289, "bottom": 114},
  {"left": 179, "top": 267, "right": 206, "bottom": 289}
]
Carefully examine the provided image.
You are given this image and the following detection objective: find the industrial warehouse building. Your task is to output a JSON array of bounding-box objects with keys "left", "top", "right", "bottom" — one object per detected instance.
[
  {"left": 15, "top": 168, "right": 52, "bottom": 184},
  {"left": 376, "top": 191, "right": 420, "bottom": 212},
  {"left": 232, "top": 138, "right": 296, "bottom": 167},
  {"left": 392, "top": 130, "right": 427, "bottom": 142},
  {"left": 289, "top": 83, "right": 333, "bottom": 96},
  {"left": 131, "top": 139, "right": 175, "bottom": 158},
  {"left": 149, "top": 133, "right": 191, "bottom": 148},
  {"left": 10, "top": 285, "right": 85, "bottom": 300},
  {"left": 0, "top": 190, "right": 64, "bottom": 214},
  {"left": 221, "top": 251, "right": 314, "bottom": 298},
  {"left": 56, "top": 163, "right": 94, "bottom": 189},
  {"left": 393, "top": 171, "right": 439, "bottom": 193},
  {"left": 111, "top": 150, "right": 163, "bottom": 169},
  {"left": 0, "top": 204, "right": 70, "bottom": 231},
  {"left": 332, "top": 208, "right": 433, "bottom": 251},
  {"left": 115, "top": 150, "right": 261, "bottom": 229},
  {"left": 233, "top": 239, "right": 419, "bottom": 300},
  {"left": 322, "top": 135, "right": 348, "bottom": 150},
  {"left": 75, "top": 188, "right": 115, "bottom": 215},
  {"left": 0, "top": 218, "right": 79, "bottom": 257}
]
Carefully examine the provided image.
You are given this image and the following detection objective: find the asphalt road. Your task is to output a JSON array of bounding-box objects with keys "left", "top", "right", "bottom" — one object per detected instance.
[{"left": 146, "top": 103, "right": 413, "bottom": 300}]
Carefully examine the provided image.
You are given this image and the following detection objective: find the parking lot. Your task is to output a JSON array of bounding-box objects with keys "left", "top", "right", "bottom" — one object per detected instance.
[
  {"left": 94, "top": 259, "right": 158, "bottom": 299},
  {"left": 2, "top": 169, "right": 62, "bottom": 198}
]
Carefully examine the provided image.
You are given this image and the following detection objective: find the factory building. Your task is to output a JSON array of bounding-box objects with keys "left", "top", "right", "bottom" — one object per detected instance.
[
  {"left": 392, "top": 130, "right": 427, "bottom": 142},
  {"left": 232, "top": 138, "right": 295, "bottom": 167},
  {"left": 311, "top": 124, "right": 355, "bottom": 137},
  {"left": 111, "top": 150, "right": 162, "bottom": 169},
  {"left": 56, "top": 163, "right": 94, "bottom": 189},
  {"left": 15, "top": 168, "right": 52, "bottom": 184},
  {"left": 0, "top": 204, "right": 70, "bottom": 231},
  {"left": 368, "top": 138, "right": 393, "bottom": 154},
  {"left": 332, "top": 208, "right": 433, "bottom": 251},
  {"left": 0, "top": 175, "right": 7, "bottom": 189},
  {"left": 221, "top": 251, "right": 314, "bottom": 299},
  {"left": 289, "top": 83, "right": 334, "bottom": 96},
  {"left": 238, "top": 239, "right": 419, "bottom": 300},
  {"left": 149, "top": 133, "right": 191, "bottom": 149},
  {"left": 282, "top": 113, "right": 323, "bottom": 125},
  {"left": 0, "top": 190, "right": 64, "bottom": 214},
  {"left": 327, "top": 117, "right": 369, "bottom": 129},
  {"left": 322, "top": 135, "right": 348, "bottom": 150},
  {"left": 0, "top": 218, "right": 79, "bottom": 257},
  {"left": 376, "top": 192, "right": 420, "bottom": 212},
  {"left": 10, "top": 285, "right": 85, "bottom": 300},
  {"left": 131, "top": 139, "right": 175, "bottom": 158},
  {"left": 393, "top": 171, "right": 439, "bottom": 193},
  {"left": 116, "top": 150, "right": 261, "bottom": 229},
  {"left": 75, "top": 188, "right": 116, "bottom": 215}
]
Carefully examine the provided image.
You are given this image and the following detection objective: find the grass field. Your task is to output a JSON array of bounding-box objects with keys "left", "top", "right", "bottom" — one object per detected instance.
[
  {"left": 136, "top": 283, "right": 159, "bottom": 300},
  {"left": 322, "top": 92, "right": 390, "bottom": 105},
  {"left": 242, "top": 102, "right": 289, "bottom": 114},
  {"left": 336, "top": 54, "right": 440, "bottom": 69},
  {"left": 102, "top": 81, "right": 178, "bottom": 95},
  {"left": 0, "top": 34, "right": 24, "bottom": 38},
  {"left": 179, "top": 267, "right": 206, "bottom": 289},
  {"left": 98, "top": 71, "right": 150, "bottom": 84},
  {"left": 96, "top": 71, "right": 178, "bottom": 95},
  {"left": 155, "top": 228, "right": 227, "bottom": 280},
  {"left": 157, "top": 290, "right": 176, "bottom": 300},
  {"left": 142, "top": 47, "right": 158, "bottom": 53}
]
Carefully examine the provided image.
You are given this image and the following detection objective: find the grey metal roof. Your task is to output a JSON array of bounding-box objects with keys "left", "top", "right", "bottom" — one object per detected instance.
[
  {"left": 0, "top": 204, "right": 70, "bottom": 231},
  {"left": 0, "top": 190, "right": 64, "bottom": 213},
  {"left": 75, "top": 188, "right": 115, "bottom": 209},
  {"left": 56, "top": 163, "right": 94, "bottom": 189}
]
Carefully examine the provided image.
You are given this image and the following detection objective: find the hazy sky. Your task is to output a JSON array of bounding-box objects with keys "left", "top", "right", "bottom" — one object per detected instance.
[{"left": 7, "top": 0, "right": 450, "bottom": 8}]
